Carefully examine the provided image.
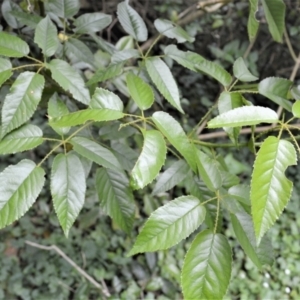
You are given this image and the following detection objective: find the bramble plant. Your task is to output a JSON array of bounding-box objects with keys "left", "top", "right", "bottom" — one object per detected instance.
[{"left": 0, "top": 0, "right": 298, "bottom": 298}]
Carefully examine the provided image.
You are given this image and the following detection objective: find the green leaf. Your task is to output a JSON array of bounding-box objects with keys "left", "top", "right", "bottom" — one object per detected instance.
[
  {"left": 1, "top": 72, "right": 45, "bottom": 138},
  {"left": 146, "top": 57, "right": 183, "bottom": 113},
  {"left": 195, "top": 149, "right": 222, "bottom": 192},
  {"left": 128, "top": 196, "right": 205, "bottom": 255},
  {"left": 248, "top": 0, "right": 259, "bottom": 41},
  {"left": 10, "top": 10, "right": 42, "bottom": 29},
  {"left": 46, "top": 0, "right": 80, "bottom": 18},
  {"left": 64, "top": 38, "right": 94, "bottom": 64},
  {"left": 117, "top": 0, "right": 148, "bottom": 42},
  {"left": 1, "top": 0, "right": 21, "bottom": 29},
  {"left": 262, "top": 0, "right": 286, "bottom": 43},
  {"left": 48, "top": 93, "right": 70, "bottom": 136},
  {"left": 111, "top": 142, "right": 138, "bottom": 171},
  {"left": 228, "top": 184, "right": 250, "bottom": 206},
  {"left": 231, "top": 212, "right": 273, "bottom": 269},
  {"left": 181, "top": 230, "right": 232, "bottom": 300},
  {"left": 34, "top": 15, "right": 59, "bottom": 57},
  {"left": 207, "top": 106, "right": 278, "bottom": 128},
  {"left": 152, "top": 160, "right": 190, "bottom": 195},
  {"left": 251, "top": 136, "right": 297, "bottom": 245},
  {"left": 0, "top": 58, "right": 12, "bottom": 87},
  {"left": 233, "top": 57, "right": 258, "bottom": 82},
  {"left": 131, "top": 130, "right": 166, "bottom": 190},
  {"left": 0, "top": 124, "right": 43, "bottom": 154},
  {"left": 164, "top": 45, "right": 232, "bottom": 86},
  {"left": 74, "top": 12, "right": 112, "bottom": 34},
  {"left": 111, "top": 49, "right": 140, "bottom": 64},
  {"left": 154, "top": 18, "right": 195, "bottom": 43},
  {"left": 0, "top": 31, "right": 29, "bottom": 57},
  {"left": 51, "top": 153, "right": 86, "bottom": 237},
  {"left": 126, "top": 72, "right": 154, "bottom": 110},
  {"left": 90, "top": 87, "right": 124, "bottom": 111},
  {"left": 86, "top": 63, "right": 124, "bottom": 86},
  {"left": 47, "top": 59, "right": 90, "bottom": 105},
  {"left": 70, "top": 136, "right": 123, "bottom": 171},
  {"left": 50, "top": 108, "right": 124, "bottom": 127},
  {"left": 292, "top": 100, "right": 300, "bottom": 118},
  {"left": 95, "top": 168, "right": 135, "bottom": 234},
  {"left": 0, "top": 159, "right": 45, "bottom": 229},
  {"left": 258, "top": 77, "right": 293, "bottom": 111},
  {"left": 152, "top": 111, "right": 197, "bottom": 172}
]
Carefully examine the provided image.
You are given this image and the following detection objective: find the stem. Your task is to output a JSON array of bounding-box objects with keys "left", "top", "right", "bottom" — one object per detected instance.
[
  {"left": 12, "top": 64, "right": 42, "bottom": 71},
  {"left": 145, "top": 34, "right": 163, "bottom": 58},
  {"left": 201, "top": 196, "right": 217, "bottom": 206},
  {"left": 213, "top": 193, "right": 220, "bottom": 234}
]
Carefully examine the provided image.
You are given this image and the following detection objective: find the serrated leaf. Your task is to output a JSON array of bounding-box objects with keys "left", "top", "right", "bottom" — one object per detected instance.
[
  {"left": 86, "top": 63, "right": 124, "bottom": 86},
  {"left": 0, "top": 58, "right": 12, "bottom": 87},
  {"left": 248, "top": 0, "right": 259, "bottom": 41},
  {"left": 50, "top": 108, "right": 123, "bottom": 127},
  {"left": 181, "top": 230, "right": 232, "bottom": 300},
  {"left": 47, "top": 59, "right": 90, "bottom": 105},
  {"left": 64, "top": 38, "right": 94, "bottom": 64},
  {"left": 96, "top": 168, "right": 135, "bottom": 234},
  {"left": 48, "top": 93, "right": 70, "bottom": 136},
  {"left": 146, "top": 57, "right": 183, "bottom": 113},
  {"left": 51, "top": 153, "right": 86, "bottom": 237},
  {"left": 34, "top": 15, "right": 59, "bottom": 57},
  {"left": 0, "top": 159, "right": 45, "bottom": 229},
  {"left": 152, "top": 160, "right": 190, "bottom": 195},
  {"left": 207, "top": 106, "right": 278, "bottom": 128},
  {"left": 126, "top": 72, "right": 154, "bottom": 110},
  {"left": 0, "top": 124, "right": 43, "bottom": 154},
  {"left": 233, "top": 57, "right": 258, "bottom": 82},
  {"left": 90, "top": 87, "right": 123, "bottom": 111},
  {"left": 231, "top": 212, "right": 273, "bottom": 269},
  {"left": 111, "top": 49, "right": 140, "bottom": 64},
  {"left": 262, "top": 0, "right": 285, "bottom": 43},
  {"left": 251, "top": 136, "right": 297, "bottom": 245},
  {"left": 10, "top": 10, "right": 42, "bottom": 29},
  {"left": 111, "top": 142, "right": 138, "bottom": 171},
  {"left": 131, "top": 130, "right": 166, "bottom": 190},
  {"left": 117, "top": 0, "right": 148, "bottom": 42},
  {"left": 195, "top": 149, "right": 222, "bottom": 191},
  {"left": 1, "top": 0, "right": 21, "bottom": 29},
  {"left": 228, "top": 184, "right": 250, "bottom": 206},
  {"left": 164, "top": 45, "right": 232, "bottom": 86},
  {"left": 258, "top": 77, "right": 292, "bottom": 111},
  {"left": 74, "top": 12, "right": 112, "bottom": 34},
  {"left": 154, "top": 18, "right": 195, "bottom": 43},
  {"left": 128, "top": 196, "right": 205, "bottom": 255},
  {"left": 46, "top": 0, "right": 80, "bottom": 18},
  {"left": 292, "top": 100, "right": 300, "bottom": 118},
  {"left": 70, "top": 136, "right": 123, "bottom": 171},
  {"left": 152, "top": 111, "right": 196, "bottom": 172},
  {"left": 1, "top": 72, "right": 45, "bottom": 138},
  {"left": 0, "top": 31, "right": 29, "bottom": 57}
]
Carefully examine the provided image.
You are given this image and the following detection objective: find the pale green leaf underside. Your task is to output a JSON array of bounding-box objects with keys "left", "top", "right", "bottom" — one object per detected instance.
[
  {"left": 248, "top": 0, "right": 259, "bottom": 40},
  {"left": 0, "top": 124, "right": 43, "bottom": 154},
  {"left": 258, "top": 77, "right": 293, "bottom": 111},
  {"left": 50, "top": 108, "right": 124, "bottom": 127},
  {"left": 0, "top": 31, "right": 29, "bottom": 57},
  {"left": 96, "top": 168, "right": 135, "bottom": 234},
  {"left": 251, "top": 136, "right": 297, "bottom": 245},
  {"left": 1, "top": 71, "right": 45, "bottom": 138},
  {"left": 51, "top": 153, "right": 86, "bottom": 237},
  {"left": 262, "top": 0, "right": 286, "bottom": 43},
  {"left": 90, "top": 87, "right": 124, "bottom": 111},
  {"left": 207, "top": 106, "right": 278, "bottom": 128},
  {"left": 70, "top": 136, "right": 123, "bottom": 171},
  {"left": 131, "top": 130, "right": 166, "bottom": 190},
  {"left": 146, "top": 57, "right": 183, "bottom": 113},
  {"left": 181, "top": 230, "right": 232, "bottom": 300},
  {"left": 47, "top": 59, "right": 91, "bottom": 105},
  {"left": 117, "top": 1, "right": 148, "bottom": 42},
  {"left": 128, "top": 196, "right": 205, "bottom": 255},
  {"left": 152, "top": 111, "right": 197, "bottom": 172},
  {"left": 0, "top": 159, "right": 45, "bottom": 229},
  {"left": 126, "top": 72, "right": 154, "bottom": 110},
  {"left": 233, "top": 57, "right": 258, "bottom": 82}
]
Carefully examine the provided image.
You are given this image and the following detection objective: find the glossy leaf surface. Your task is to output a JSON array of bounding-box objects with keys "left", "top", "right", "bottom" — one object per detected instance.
[
  {"left": 251, "top": 136, "right": 297, "bottom": 245},
  {"left": 128, "top": 196, "right": 205, "bottom": 255},
  {"left": 0, "top": 31, "right": 29, "bottom": 57},
  {"left": 90, "top": 88, "right": 124, "bottom": 111}
]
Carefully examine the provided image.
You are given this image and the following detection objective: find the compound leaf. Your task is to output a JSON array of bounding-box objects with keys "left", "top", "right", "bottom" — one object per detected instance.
[
  {"left": 128, "top": 196, "right": 205, "bottom": 255},
  {"left": 251, "top": 136, "right": 297, "bottom": 245}
]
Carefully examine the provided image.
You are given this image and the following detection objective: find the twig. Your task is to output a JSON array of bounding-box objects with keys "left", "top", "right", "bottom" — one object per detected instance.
[{"left": 25, "top": 240, "right": 111, "bottom": 297}]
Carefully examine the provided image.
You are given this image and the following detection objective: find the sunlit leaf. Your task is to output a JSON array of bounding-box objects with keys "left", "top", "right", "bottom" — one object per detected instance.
[
  {"left": 0, "top": 31, "right": 29, "bottom": 57},
  {"left": 128, "top": 196, "right": 205, "bottom": 255},
  {"left": 90, "top": 87, "right": 123, "bottom": 111},
  {"left": 74, "top": 12, "right": 112, "bottom": 33},
  {"left": 292, "top": 100, "right": 300, "bottom": 118}
]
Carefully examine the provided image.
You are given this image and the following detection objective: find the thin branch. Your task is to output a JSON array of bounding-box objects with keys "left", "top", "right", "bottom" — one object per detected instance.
[{"left": 25, "top": 240, "right": 111, "bottom": 298}]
